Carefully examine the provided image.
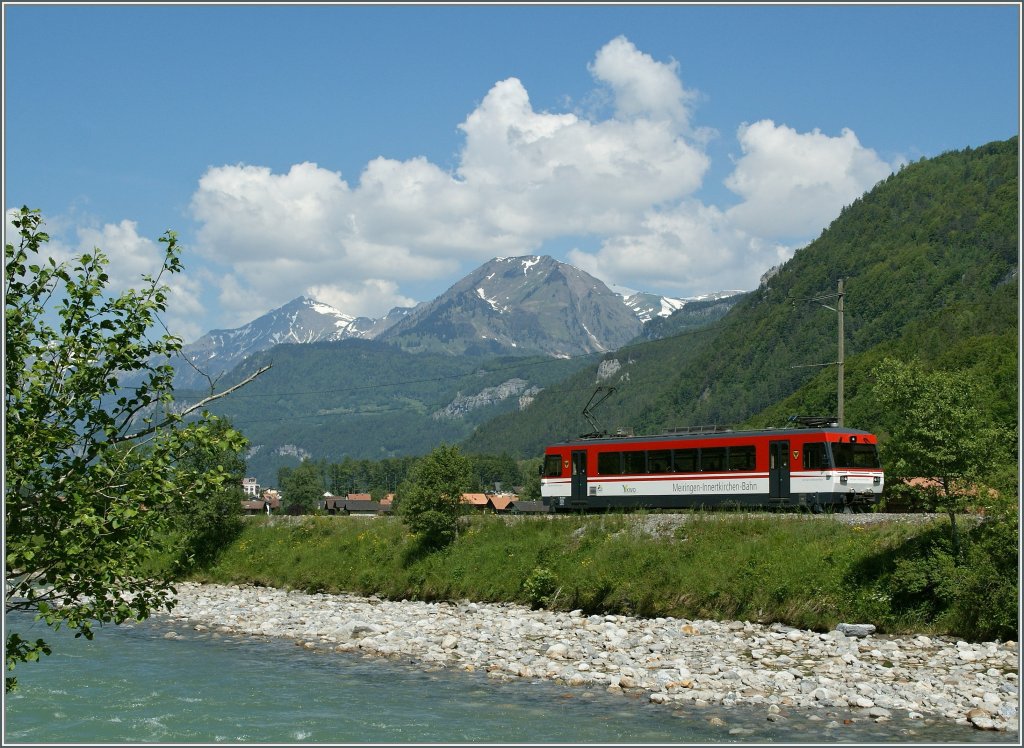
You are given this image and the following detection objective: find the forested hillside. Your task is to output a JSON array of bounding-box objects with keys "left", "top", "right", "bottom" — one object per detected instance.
[
  {"left": 463, "top": 137, "right": 1018, "bottom": 457},
  {"left": 195, "top": 339, "right": 597, "bottom": 483}
]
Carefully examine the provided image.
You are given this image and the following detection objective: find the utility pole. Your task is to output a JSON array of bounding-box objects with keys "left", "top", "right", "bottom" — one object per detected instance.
[
  {"left": 837, "top": 278, "right": 845, "bottom": 427},
  {"left": 792, "top": 278, "right": 846, "bottom": 426}
]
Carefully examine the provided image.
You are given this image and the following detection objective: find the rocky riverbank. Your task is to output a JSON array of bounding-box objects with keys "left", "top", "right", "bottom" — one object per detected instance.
[{"left": 157, "top": 582, "right": 1018, "bottom": 733}]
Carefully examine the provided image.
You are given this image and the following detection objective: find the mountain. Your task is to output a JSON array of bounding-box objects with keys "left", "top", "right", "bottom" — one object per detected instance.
[
  {"left": 378, "top": 256, "right": 645, "bottom": 356},
  {"left": 171, "top": 259, "right": 727, "bottom": 389},
  {"left": 628, "top": 291, "right": 747, "bottom": 343},
  {"left": 185, "top": 259, "right": 742, "bottom": 483},
  {"left": 619, "top": 289, "right": 743, "bottom": 324},
  {"left": 462, "top": 137, "right": 1018, "bottom": 457},
  {"left": 173, "top": 296, "right": 381, "bottom": 389}
]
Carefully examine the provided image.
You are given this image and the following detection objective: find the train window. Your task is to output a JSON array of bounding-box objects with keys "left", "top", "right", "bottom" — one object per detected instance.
[
  {"left": 623, "top": 451, "right": 646, "bottom": 474},
  {"left": 674, "top": 449, "right": 698, "bottom": 472},
  {"left": 831, "top": 442, "right": 881, "bottom": 469},
  {"left": 648, "top": 450, "right": 672, "bottom": 473},
  {"left": 700, "top": 447, "right": 726, "bottom": 472},
  {"left": 803, "top": 443, "right": 830, "bottom": 470},
  {"left": 728, "top": 445, "right": 756, "bottom": 471},
  {"left": 543, "top": 454, "right": 563, "bottom": 477},
  {"left": 597, "top": 451, "right": 623, "bottom": 475}
]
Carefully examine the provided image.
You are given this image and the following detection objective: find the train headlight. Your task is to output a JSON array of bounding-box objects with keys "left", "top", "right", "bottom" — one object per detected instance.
[
  {"left": 873, "top": 476, "right": 881, "bottom": 485},
  {"left": 840, "top": 475, "right": 848, "bottom": 484}
]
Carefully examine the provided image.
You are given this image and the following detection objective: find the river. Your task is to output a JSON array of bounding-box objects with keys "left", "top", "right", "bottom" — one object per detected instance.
[{"left": 3, "top": 611, "right": 1014, "bottom": 744}]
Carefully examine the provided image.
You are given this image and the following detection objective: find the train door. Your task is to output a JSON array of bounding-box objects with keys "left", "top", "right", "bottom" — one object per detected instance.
[
  {"left": 570, "top": 450, "right": 588, "bottom": 508},
  {"left": 769, "top": 440, "right": 791, "bottom": 499}
]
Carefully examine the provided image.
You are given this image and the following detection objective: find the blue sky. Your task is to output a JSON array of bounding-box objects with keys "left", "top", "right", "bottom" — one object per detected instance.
[{"left": 4, "top": 2, "right": 1020, "bottom": 342}]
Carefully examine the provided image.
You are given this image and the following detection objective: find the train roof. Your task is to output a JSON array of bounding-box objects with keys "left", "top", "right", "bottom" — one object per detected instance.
[{"left": 548, "top": 425, "right": 875, "bottom": 449}]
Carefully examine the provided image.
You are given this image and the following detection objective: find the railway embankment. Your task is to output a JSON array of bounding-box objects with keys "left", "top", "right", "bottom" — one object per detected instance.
[{"left": 158, "top": 581, "right": 1019, "bottom": 733}]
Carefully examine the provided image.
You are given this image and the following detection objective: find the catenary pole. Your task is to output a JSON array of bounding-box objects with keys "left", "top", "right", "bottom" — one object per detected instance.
[{"left": 837, "top": 278, "right": 845, "bottom": 427}]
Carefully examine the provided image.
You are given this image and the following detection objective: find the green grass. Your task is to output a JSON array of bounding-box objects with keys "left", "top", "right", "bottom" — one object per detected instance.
[{"left": 185, "top": 511, "right": 1018, "bottom": 641}]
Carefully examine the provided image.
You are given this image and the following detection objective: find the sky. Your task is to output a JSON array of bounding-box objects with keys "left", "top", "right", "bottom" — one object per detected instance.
[{"left": 3, "top": 2, "right": 1020, "bottom": 343}]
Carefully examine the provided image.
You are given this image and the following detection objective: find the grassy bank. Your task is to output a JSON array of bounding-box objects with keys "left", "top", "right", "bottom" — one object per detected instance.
[{"left": 186, "top": 511, "right": 1017, "bottom": 642}]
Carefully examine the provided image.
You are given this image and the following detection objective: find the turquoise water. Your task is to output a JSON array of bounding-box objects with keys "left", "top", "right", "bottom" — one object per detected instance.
[{"left": 4, "top": 611, "right": 1014, "bottom": 744}]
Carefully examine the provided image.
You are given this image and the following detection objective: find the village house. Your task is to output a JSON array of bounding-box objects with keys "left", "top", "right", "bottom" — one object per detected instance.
[
  {"left": 240, "top": 484, "right": 282, "bottom": 515},
  {"left": 319, "top": 492, "right": 393, "bottom": 516},
  {"left": 459, "top": 492, "right": 548, "bottom": 514}
]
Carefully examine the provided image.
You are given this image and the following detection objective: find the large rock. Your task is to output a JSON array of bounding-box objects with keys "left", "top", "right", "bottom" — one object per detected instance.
[{"left": 835, "top": 623, "right": 876, "bottom": 637}]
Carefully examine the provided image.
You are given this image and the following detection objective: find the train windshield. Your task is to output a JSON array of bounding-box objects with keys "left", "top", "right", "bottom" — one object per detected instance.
[
  {"left": 830, "top": 442, "right": 881, "bottom": 469},
  {"left": 543, "top": 454, "right": 563, "bottom": 477}
]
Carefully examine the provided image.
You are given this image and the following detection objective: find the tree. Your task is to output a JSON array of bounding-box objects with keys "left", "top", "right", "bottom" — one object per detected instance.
[
  {"left": 872, "top": 356, "right": 1012, "bottom": 557},
  {"left": 468, "top": 452, "right": 523, "bottom": 492},
  {"left": 165, "top": 417, "right": 248, "bottom": 568},
  {"left": 519, "top": 457, "right": 543, "bottom": 501},
  {"left": 278, "top": 458, "right": 326, "bottom": 513},
  {"left": 397, "top": 444, "right": 473, "bottom": 549},
  {"left": 4, "top": 208, "right": 264, "bottom": 690}
]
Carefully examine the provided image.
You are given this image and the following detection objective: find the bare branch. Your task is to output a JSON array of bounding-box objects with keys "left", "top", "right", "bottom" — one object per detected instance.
[{"left": 116, "top": 364, "right": 272, "bottom": 442}]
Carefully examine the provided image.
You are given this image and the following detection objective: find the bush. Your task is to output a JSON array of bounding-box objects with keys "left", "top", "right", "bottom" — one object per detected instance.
[
  {"left": 941, "top": 509, "right": 1019, "bottom": 640},
  {"left": 398, "top": 444, "right": 472, "bottom": 550},
  {"left": 884, "top": 507, "right": 1018, "bottom": 640},
  {"left": 522, "top": 567, "right": 558, "bottom": 608}
]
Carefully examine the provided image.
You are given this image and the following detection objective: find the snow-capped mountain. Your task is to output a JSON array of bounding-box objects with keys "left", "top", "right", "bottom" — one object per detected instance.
[
  {"left": 378, "top": 255, "right": 644, "bottom": 356},
  {"left": 171, "top": 258, "right": 748, "bottom": 388},
  {"left": 173, "top": 296, "right": 380, "bottom": 390},
  {"left": 618, "top": 288, "right": 747, "bottom": 324}
]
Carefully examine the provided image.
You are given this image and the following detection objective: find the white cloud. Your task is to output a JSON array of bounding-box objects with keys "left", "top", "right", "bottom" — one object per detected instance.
[
  {"left": 306, "top": 279, "right": 417, "bottom": 319},
  {"left": 188, "top": 38, "right": 712, "bottom": 324},
  {"left": 180, "top": 37, "right": 896, "bottom": 331},
  {"left": 569, "top": 201, "right": 792, "bottom": 297},
  {"left": 4, "top": 209, "right": 205, "bottom": 342},
  {"left": 191, "top": 161, "right": 352, "bottom": 261},
  {"left": 724, "top": 120, "right": 897, "bottom": 238},
  {"left": 587, "top": 35, "right": 695, "bottom": 129}
]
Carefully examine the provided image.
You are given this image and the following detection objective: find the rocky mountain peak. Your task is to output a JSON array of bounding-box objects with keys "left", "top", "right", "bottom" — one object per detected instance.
[{"left": 378, "top": 255, "right": 645, "bottom": 356}]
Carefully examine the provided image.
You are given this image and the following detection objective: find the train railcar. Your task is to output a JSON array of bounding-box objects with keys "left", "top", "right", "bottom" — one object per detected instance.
[{"left": 540, "top": 422, "right": 883, "bottom": 512}]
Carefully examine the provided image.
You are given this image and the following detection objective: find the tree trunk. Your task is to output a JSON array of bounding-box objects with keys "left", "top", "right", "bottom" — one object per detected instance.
[{"left": 947, "top": 508, "right": 961, "bottom": 560}]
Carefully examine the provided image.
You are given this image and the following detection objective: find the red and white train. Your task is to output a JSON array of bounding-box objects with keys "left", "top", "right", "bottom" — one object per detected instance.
[{"left": 540, "top": 420, "right": 883, "bottom": 512}]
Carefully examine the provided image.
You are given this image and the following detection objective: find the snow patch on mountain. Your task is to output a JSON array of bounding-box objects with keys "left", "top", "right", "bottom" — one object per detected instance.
[
  {"left": 476, "top": 287, "right": 508, "bottom": 313},
  {"left": 520, "top": 256, "right": 541, "bottom": 274}
]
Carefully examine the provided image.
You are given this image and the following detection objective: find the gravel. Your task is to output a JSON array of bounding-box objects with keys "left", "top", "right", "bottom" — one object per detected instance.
[{"left": 159, "top": 581, "right": 1019, "bottom": 733}]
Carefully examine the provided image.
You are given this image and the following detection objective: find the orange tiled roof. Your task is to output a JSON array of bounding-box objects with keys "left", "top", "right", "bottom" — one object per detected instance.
[{"left": 491, "top": 495, "right": 516, "bottom": 511}]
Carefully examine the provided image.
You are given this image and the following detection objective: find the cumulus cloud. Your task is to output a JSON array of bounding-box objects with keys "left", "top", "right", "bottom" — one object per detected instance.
[
  {"left": 4, "top": 209, "right": 206, "bottom": 341},
  {"left": 182, "top": 36, "right": 896, "bottom": 330},
  {"left": 588, "top": 35, "right": 695, "bottom": 128},
  {"left": 569, "top": 201, "right": 792, "bottom": 297},
  {"left": 192, "top": 162, "right": 352, "bottom": 261},
  {"left": 306, "top": 279, "right": 417, "bottom": 320},
  {"left": 724, "top": 120, "right": 897, "bottom": 238},
  {"left": 188, "top": 37, "right": 714, "bottom": 324}
]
